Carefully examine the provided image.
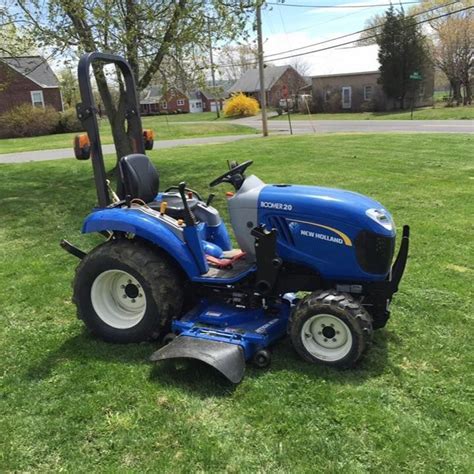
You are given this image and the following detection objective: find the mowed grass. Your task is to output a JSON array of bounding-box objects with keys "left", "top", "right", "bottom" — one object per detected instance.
[
  {"left": 271, "top": 105, "right": 474, "bottom": 121},
  {"left": 0, "top": 114, "right": 255, "bottom": 154},
  {"left": 1, "top": 134, "right": 473, "bottom": 472}
]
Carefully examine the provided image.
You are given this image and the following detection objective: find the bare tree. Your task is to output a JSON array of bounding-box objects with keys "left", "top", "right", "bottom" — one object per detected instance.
[
  {"left": 217, "top": 43, "right": 258, "bottom": 82},
  {"left": 416, "top": 0, "right": 473, "bottom": 105}
]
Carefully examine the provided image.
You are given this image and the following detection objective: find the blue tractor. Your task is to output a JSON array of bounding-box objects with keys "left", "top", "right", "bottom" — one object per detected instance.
[{"left": 62, "top": 53, "right": 410, "bottom": 383}]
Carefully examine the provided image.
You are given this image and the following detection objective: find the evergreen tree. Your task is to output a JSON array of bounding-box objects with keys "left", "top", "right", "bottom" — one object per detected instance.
[{"left": 377, "top": 7, "right": 429, "bottom": 109}]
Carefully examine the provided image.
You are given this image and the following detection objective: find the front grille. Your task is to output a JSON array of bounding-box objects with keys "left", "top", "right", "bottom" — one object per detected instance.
[{"left": 355, "top": 231, "right": 395, "bottom": 274}]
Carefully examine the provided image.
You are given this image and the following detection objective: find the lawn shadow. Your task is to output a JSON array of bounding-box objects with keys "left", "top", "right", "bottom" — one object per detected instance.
[
  {"left": 25, "top": 331, "right": 153, "bottom": 381},
  {"left": 25, "top": 325, "right": 394, "bottom": 395},
  {"left": 149, "top": 360, "right": 237, "bottom": 398}
]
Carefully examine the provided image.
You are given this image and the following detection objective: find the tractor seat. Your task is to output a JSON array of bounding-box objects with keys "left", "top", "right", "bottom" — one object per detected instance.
[{"left": 118, "top": 154, "right": 198, "bottom": 219}]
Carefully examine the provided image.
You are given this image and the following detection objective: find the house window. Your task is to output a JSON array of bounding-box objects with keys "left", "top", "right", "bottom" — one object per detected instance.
[
  {"left": 195, "top": 101, "right": 202, "bottom": 108},
  {"left": 364, "top": 85, "right": 373, "bottom": 101},
  {"left": 31, "top": 90, "right": 45, "bottom": 108},
  {"left": 177, "top": 99, "right": 185, "bottom": 106},
  {"left": 160, "top": 101, "right": 167, "bottom": 109}
]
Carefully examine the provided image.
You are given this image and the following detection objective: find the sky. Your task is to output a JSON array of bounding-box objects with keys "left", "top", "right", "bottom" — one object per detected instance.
[{"left": 258, "top": 0, "right": 412, "bottom": 75}]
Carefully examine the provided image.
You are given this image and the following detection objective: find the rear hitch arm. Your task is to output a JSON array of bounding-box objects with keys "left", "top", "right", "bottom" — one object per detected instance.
[{"left": 60, "top": 239, "right": 87, "bottom": 260}]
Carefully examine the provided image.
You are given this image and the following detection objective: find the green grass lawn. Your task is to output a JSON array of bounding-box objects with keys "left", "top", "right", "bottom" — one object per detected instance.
[
  {"left": 271, "top": 105, "right": 474, "bottom": 121},
  {"left": 0, "top": 114, "right": 255, "bottom": 154},
  {"left": 1, "top": 134, "right": 473, "bottom": 472}
]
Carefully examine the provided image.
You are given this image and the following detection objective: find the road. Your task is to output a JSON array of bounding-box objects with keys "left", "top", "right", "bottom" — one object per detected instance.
[
  {"left": 1, "top": 119, "right": 472, "bottom": 164},
  {"left": 237, "top": 117, "right": 474, "bottom": 134}
]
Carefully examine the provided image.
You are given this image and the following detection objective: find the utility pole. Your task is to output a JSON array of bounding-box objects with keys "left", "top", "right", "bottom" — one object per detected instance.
[
  {"left": 256, "top": 1, "right": 268, "bottom": 137},
  {"left": 208, "top": 18, "right": 220, "bottom": 119}
]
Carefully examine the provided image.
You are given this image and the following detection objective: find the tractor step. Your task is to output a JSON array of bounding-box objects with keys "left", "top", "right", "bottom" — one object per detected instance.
[{"left": 150, "top": 336, "right": 246, "bottom": 383}]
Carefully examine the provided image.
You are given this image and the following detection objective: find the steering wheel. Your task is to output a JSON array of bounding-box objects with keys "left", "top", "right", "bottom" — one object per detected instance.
[{"left": 209, "top": 160, "right": 254, "bottom": 188}]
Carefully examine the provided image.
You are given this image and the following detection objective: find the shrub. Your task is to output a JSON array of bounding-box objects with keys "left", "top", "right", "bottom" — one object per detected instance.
[
  {"left": 58, "top": 107, "right": 84, "bottom": 133},
  {"left": 0, "top": 104, "right": 59, "bottom": 138},
  {"left": 223, "top": 92, "right": 259, "bottom": 117}
]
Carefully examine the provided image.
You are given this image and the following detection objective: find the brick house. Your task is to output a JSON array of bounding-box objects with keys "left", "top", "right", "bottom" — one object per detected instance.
[
  {"left": 0, "top": 56, "right": 63, "bottom": 115},
  {"left": 140, "top": 86, "right": 189, "bottom": 114},
  {"left": 310, "top": 46, "right": 434, "bottom": 112},
  {"left": 228, "top": 65, "right": 309, "bottom": 107}
]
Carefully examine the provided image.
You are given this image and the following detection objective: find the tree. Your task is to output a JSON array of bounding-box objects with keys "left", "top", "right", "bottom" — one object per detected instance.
[
  {"left": 14, "top": 0, "right": 255, "bottom": 162},
  {"left": 415, "top": 1, "right": 473, "bottom": 105},
  {"left": 358, "top": 13, "right": 385, "bottom": 46},
  {"left": 218, "top": 43, "right": 259, "bottom": 82},
  {"left": 377, "top": 6, "right": 429, "bottom": 109}
]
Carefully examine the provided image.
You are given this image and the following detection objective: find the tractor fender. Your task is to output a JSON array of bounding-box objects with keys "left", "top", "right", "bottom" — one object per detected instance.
[{"left": 82, "top": 208, "right": 201, "bottom": 278}]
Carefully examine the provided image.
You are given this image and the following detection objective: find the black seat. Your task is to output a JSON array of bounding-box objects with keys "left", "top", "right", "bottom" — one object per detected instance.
[{"left": 118, "top": 154, "right": 197, "bottom": 219}]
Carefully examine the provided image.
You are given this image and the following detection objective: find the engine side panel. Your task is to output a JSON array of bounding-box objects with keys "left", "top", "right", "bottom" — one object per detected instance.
[{"left": 258, "top": 185, "right": 396, "bottom": 281}]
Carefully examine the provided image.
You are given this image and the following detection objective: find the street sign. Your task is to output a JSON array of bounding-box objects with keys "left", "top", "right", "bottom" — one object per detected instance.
[
  {"left": 281, "top": 84, "right": 289, "bottom": 98},
  {"left": 409, "top": 72, "right": 422, "bottom": 80}
]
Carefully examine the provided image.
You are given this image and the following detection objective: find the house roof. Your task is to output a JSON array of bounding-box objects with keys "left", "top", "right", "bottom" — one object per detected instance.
[
  {"left": 1, "top": 56, "right": 59, "bottom": 88},
  {"left": 228, "top": 65, "right": 293, "bottom": 93},
  {"left": 307, "top": 45, "right": 380, "bottom": 77},
  {"left": 140, "top": 85, "right": 188, "bottom": 104}
]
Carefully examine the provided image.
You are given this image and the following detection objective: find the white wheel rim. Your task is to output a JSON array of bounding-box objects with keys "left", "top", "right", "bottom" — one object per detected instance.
[
  {"left": 91, "top": 270, "right": 146, "bottom": 329},
  {"left": 301, "top": 314, "right": 353, "bottom": 362}
]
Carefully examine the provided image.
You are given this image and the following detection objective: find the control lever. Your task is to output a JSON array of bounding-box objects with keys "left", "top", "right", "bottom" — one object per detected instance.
[
  {"left": 178, "top": 182, "right": 196, "bottom": 226},
  {"left": 206, "top": 193, "right": 215, "bottom": 206}
]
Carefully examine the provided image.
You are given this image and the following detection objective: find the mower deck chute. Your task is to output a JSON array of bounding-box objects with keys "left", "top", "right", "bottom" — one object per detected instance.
[{"left": 150, "top": 336, "right": 246, "bottom": 384}]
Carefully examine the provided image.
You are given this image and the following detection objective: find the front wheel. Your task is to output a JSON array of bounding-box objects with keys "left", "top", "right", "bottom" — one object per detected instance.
[
  {"left": 289, "top": 290, "right": 373, "bottom": 368},
  {"left": 73, "top": 239, "right": 183, "bottom": 343}
]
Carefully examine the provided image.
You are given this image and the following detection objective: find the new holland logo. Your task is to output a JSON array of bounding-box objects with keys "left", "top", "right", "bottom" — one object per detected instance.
[
  {"left": 301, "top": 229, "right": 344, "bottom": 245},
  {"left": 291, "top": 220, "right": 353, "bottom": 247}
]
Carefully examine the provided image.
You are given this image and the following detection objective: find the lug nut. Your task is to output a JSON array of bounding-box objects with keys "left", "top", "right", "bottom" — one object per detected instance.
[
  {"left": 324, "top": 338, "right": 328, "bottom": 342},
  {"left": 332, "top": 338, "right": 337, "bottom": 342},
  {"left": 122, "top": 294, "right": 127, "bottom": 299},
  {"left": 318, "top": 331, "right": 322, "bottom": 335},
  {"left": 139, "top": 293, "right": 143, "bottom": 298},
  {"left": 120, "top": 284, "right": 125, "bottom": 289},
  {"left": 131, "top": 299, "right": 136, "bottom": 303}
]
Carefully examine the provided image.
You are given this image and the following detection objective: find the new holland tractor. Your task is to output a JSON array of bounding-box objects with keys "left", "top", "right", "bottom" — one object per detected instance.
[{"left": 61, "top": 52, "right": 409, "bottom": 383}]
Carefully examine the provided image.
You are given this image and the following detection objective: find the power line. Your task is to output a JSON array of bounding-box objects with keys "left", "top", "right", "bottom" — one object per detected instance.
[
  {"left": 216, "top": 4, "right": 472, "bottom": 68},
  {"left": 266, "top": 5, "right": 473, "bottom": 63},
  {"left": 264, "top": 0, "right": 461, "bottom": 59},
  {"left": 266, "top": 2, "right": 421, "bottom": 8}
]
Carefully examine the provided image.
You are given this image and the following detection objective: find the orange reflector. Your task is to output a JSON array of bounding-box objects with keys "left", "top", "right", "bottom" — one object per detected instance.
[
  {"left": 226, "top": 192, "right": 235, "bottom": 198},
  {"left": 143, "top": 129, "right": 154, "bottom": 140},
  {"left": 73, "top": 133, "right": 91, "bottom": 160}
]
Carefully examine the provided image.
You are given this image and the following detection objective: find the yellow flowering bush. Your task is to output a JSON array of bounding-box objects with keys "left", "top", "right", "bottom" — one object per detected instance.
[{"left": 223, "top": 92, "right": 260, "bottom": 117}]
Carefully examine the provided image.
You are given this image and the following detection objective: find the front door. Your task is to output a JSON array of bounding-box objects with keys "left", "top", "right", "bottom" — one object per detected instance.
[{"left": 341, "top": 86, "right": 352, "bottom": 109}]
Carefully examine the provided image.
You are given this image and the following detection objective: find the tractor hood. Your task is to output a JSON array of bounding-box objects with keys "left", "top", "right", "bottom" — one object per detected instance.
[{"left": 259, "top": 183, "right": 395, "bottom": 236}]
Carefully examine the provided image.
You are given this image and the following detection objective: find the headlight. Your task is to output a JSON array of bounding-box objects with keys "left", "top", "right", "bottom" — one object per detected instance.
[{"left": 366, "top": 208, "right": 394, "bottom": 231}]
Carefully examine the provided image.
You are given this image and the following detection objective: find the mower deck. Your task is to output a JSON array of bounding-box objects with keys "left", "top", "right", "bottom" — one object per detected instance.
[{"left": 150, "top": 299, "right": 292, "bottom": 383}]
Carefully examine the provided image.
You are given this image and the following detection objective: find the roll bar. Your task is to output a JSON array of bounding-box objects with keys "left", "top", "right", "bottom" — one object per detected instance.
[{"left": 76, "top": 52, "right": 144, "bottom": 208}]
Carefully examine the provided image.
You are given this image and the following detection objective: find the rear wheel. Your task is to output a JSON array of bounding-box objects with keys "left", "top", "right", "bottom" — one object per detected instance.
[
  {"left": 73, "top": 239, "right": 183, "bottom": 343},
  {"left": 289, "top": 290, "right": 373, "bottom": 368}
]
